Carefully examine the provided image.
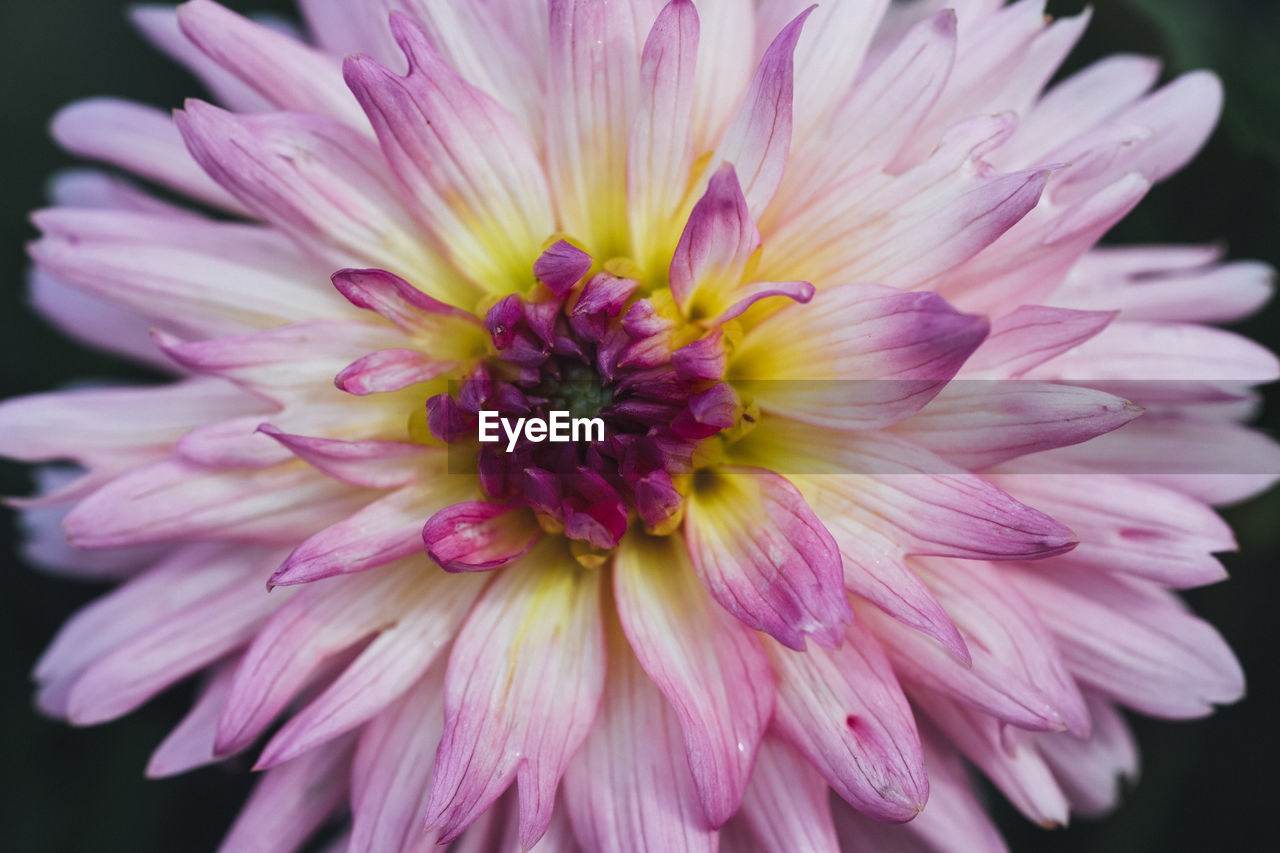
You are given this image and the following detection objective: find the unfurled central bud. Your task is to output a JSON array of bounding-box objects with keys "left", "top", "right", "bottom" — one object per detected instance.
[
  {"left": 424, "top": 241, "right": 743, "bottom": 554},
  {"left": 535, "top": 360, "right": 613, "bottom": 421}
]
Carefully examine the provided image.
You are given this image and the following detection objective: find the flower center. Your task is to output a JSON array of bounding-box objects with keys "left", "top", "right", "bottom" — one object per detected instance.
[
  {"left": 533, "top": 359, "right": 613, "bottom": 422},
  {"left": 423, "top": 245, "right": 744, "bottom": 553}
]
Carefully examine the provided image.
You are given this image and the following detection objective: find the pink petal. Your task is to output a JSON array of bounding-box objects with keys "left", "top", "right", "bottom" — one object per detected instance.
[
  {"left": 805, "top": 490, "right": 968, "bottom": 662},
  {"left": 833, "top": 724, "right": 1009, "bottom": 852},
  {"left": 709, "top": 279, "right": 814, "bottom": 326},
  {"left": 177, "top": 0, "right": 365, "bottom": 126},
  {"left": 297, "top": 0, "right": 401, "bottom": 68},
  {"left": 762, "top": 114, "right": 1033, "bottom": 287},
  {"left": 671, "top": 330, "right": 729, "bottom": 381},
  {"left": 738, "top": 428, "right": 1079, "bottom": 561},
  {"left": 998, "top": 54, "right": 1161, "bottom": 167},
  {"left": 668, "top": 163, "right": 759, "bottom": 317},
  {"left": 1060, "top": 255, "right": 1274, "bottom": 324},
  {"left": 343, "top": 16, "right": 554, "bottom": 289},
  {"left": 1048, "top": 414, "right": 1280, "bottom": 507},
  {"left": 737, "top": 734, "right": 840, "bottom": 853},
  {"left": 629, "top": 0, "right": 699, "bottom": 273},
  {"left": 174, "top": 101, "right": 458, "bottom": 297},
  {"left": 1034, "top": 693, "right": 1140, "bottom": 817},
  {"left": 767, "top": 616, "right": 928, "bottom": 822},
  {"left": 864, "top": 557, "right": 1091, "bottom": 736},
  {"left": 152, "top": 322, "right": 400, "bottom": 394},
  {"left": 545, "top": 0, "right": 661, "bottom": 252},
  {"left": 730, "top": 284, "right": 988, "bottom": 430},
  {"left": 271, "top": 478, "right": 474, "bottom": 586},
  {"left": 63, "top": 567, "right": 285, "bottom": 725},
  {"left": 423, "top": 540, "right": 605, "bottom": 847},
  {"left": 258, "top": 426, "right": 431, "bottom": 489},
  {"left": 857, "top": 166, "right": 1051, "bottom": 291},
  {"left": 614, "top": 530, "right": 774, "bottom": 826},
  {"left": 911, "top": 686, "right": 1069, "bottom": 827},
  {"left": 34, "top": 543, "right": 262, "bottom": 711},
  {"left": 349, "top": 667, "right": 446, "bottom": 853},
  {"left": 256, "top": 569, "right": 485, "bottom": 768},
  {"left": 689, "top": 0, "right": 754, "bottom": 150},
  {"left": 49, "top": 169, "right": 197, "bottom": 216},
  {"left": 62, "top": 458, "right": 372, "bottom": 550},
  {"left": 768, "top": 0, "right": 888, "bottom": 136},
  {"left": 331, "top": 267, "right": 478, "bottom": 331},
  {"left": 214, "top": 568, "right": 418, "bottom": 756},
  {"left": 15, "top": 470, "right": 167, "bottom": 580},
  {"left": 1024, "top": 320, "right": 1280, "bottom": 386},
  {"left": 989, "top": 466, "right": 1235, "bottom": 588},
  {"left": 175, "top": 416, "right": 295, "bottom": 470},
  {"left": 712, "top": 7, "right": 812, "bottom": 218},
  {"left": 1008, "top": 565, "right": 1244, "bottom": 719},
  {"left": 422, "top": 501, "right": 541, "bottom": 572},
  {"left": 29, "top": 208, "right": 347, "bottom": 337},
  {"left": 130, "top": 5, "right": 275, "bottom": 113},
  {"left": 147, "top": 656, "right": 241, "bottom": 778},
  {"left": 0, "top": 378, "right": 266, "bottom": 468},
  {"left": 892, "top": 382, "right": 1142, "bottom": 469},
  {"left": 961, "top": 305, "right": 1116, "bottom": 379},
  {"left": 778, "top": 9, "right": 956, "bottom": 220},
  {"left": 534, "top": 240, "right": 594, "bottom": 296},
  {"left": 387, "top": 0, "right": 545, "bottom": 138},
  {"left": 683, "top": 466, "right": 851, "bottom": 650},
  {"left": 217, "top": 734, "right": 355, "bottom": 853},
  {"left": 564, "top": 624, "right": 718, "bottom": 853},
  {"left": 936, "top": 171, "right": 1152, "bottom": 315},
  {"left": 28, "top": 270, "right": 171, "bottom": 370},
  {"left": 1107, "top": 71, "right": 1223, "bottom": 184},
  {"left": 50, "top": 98, "right": 248, "bottom": 215},
  {"left": 335, "top": 348, "right": 448, "bottom": 395}
]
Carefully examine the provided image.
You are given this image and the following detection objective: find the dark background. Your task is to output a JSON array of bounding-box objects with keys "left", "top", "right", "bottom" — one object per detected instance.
[{"left": 1, "top": 0, "right": 1276, "bottom": 850}]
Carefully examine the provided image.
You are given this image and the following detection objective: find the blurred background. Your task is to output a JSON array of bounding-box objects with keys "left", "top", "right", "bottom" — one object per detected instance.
[{"left": 1, "top": 0, "right": 1277, "bottom": 850}]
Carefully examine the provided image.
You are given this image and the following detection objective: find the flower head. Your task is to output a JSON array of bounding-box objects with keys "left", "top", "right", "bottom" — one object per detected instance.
[{"left": 6, "top": 0, "right": 1278, "bottom": 850}]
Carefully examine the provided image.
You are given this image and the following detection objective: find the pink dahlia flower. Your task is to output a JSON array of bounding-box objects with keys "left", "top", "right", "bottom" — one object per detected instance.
[{"left": 6, "top": 0, "right": 1278, "bottom": 850}]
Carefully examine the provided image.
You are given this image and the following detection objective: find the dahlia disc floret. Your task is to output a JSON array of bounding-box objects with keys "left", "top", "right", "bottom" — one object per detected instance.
[{"left": 5, "top": 1, "right": 1278, "bottom": 851}]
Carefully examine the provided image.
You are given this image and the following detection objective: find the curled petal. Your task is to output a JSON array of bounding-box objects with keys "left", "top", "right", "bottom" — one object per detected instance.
[
  {"left": 669, "top": 164, "right": 760, "bottom": 318},
  {"left": 335, "top": 348, "right": 449, "bottom": 395},
  {"left": 534, "top": 240, "right": 593, "bottom": 297},
  {"left": 422, "top": 501, "right": 541, "bottom": 572},
  {"left": 331, "top": 267, "right": 478, "bottom": 331}
]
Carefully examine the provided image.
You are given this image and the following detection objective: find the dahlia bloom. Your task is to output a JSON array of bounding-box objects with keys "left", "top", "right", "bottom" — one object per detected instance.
[{"left": 7, "top": 0, "right": 1278, "bottom": 850}]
